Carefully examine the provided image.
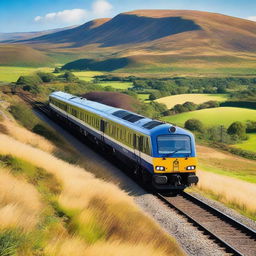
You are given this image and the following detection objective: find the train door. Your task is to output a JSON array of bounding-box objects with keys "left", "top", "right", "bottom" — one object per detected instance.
[
  {"left": 100, "top": 120, "right": 107, "bottom": 141},
  {"left": 133, "top": 134, "right": 143, "bottom": 167}
]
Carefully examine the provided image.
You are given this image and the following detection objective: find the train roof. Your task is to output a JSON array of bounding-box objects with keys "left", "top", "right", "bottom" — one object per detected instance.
[{"left": 50, "top": 91, "right": 192, "bottom": 137}]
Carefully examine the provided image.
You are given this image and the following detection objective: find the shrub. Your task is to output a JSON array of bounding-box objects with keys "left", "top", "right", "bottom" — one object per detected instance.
[
  {"left": 246, "top": 120, "right": 256, "bottom": 133},
  {"left": 227, "top": 121, "right": 246, "bottom": 139},
  {"left": 53, "top": 67, "right": 61, "bottom": 73},
  {"left": 184, "top": 119, "right": 204, "bottom": 132},
  {"left": 16, "top": 75, "right": 42, "bottom": 94},
  {"left": 37, "top": 72, "right": 55, "bottom": 83}
]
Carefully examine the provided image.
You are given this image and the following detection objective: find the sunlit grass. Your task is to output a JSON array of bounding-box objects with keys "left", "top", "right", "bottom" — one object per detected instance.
[
  {"left": 156, "top": 93, "right": 227, "bottom": 109},
  {"left": 163, "top": 107, "right": 256, "bottom": 127},
  {"left": 191, "top": 170, "right": 256, "bottom": 220},
  {"left": 0, "top": 134, "right": 183, "bottom": 255},
  {"left": 72, "top": 71, "right": 103, "bottom": 82},
  {"left": 234, "top": 133, "right": 256, "bottom": 153},
  {"left": 0, "top": 66, "right": 52, "bottom": 82},
  {"left": 98, "top": 81, "right": 133, "bottom": 89}
]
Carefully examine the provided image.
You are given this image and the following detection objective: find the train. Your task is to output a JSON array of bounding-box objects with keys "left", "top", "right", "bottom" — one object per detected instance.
[{"left": 49, "top": 91, "right": 199, "bottom": 193}]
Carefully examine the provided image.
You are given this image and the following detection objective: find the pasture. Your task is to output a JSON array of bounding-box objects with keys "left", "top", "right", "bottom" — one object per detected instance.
[
  {"left": 98, "top": 81, "right": 133, "bottom": 89},
  {"left": 156, "top": 94, "right": 228, "bottom": 109},
  {"left": 162, "top": 107, "right": 256, "bottom": 127},
  {"left": 73, "top": 71, "right": 103, "bottom": 82},
  {"left": 0, "top": 66, "right": 52, "bottom": 82},
  {"left": 234, "top": 134, "right": 256, "bottom": 153}
]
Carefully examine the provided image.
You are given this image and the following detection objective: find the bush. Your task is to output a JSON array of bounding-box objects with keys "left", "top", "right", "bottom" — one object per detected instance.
[
  {"left": 32, "top": 124, "right": 61, "bottom": 144},
  {"left": 184, "top": 119, "right": 204, "bottom": 132},
  {"left": 227, "top": 121, "right": 246, "bottom": 139},
  {"left": 62, "top": 71, "right": 78, "bottom": 82},
  {"left": 198, "top": 101, "right": 220, "bottom": 109},
  {"left": 37, "top": 72, "right": 55, "bottom": 83},
  {"left": 246, "top": 120, "right": 256, "bottom": 133},
  {"left": 16, "top": 75, "right": 42, "bottom": 94}
]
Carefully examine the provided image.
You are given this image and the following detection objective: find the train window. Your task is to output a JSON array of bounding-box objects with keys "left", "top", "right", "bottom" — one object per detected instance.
[{"left": 143, "top": 121, "right": 164, "bottom": 129}]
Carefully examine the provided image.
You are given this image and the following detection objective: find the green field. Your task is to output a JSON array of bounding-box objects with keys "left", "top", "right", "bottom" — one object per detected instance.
[
  {"left": 162, "top": 107, "right": 256, "bottom": 127},
  {"left": 97, "top": 81, "right": 133, "bottom": 89},
  {"left": 234, "top": 134, "right": 256, "bottom": 153},
  {"left": 73, "top": 71, "right": 104, "bottom": 81},
  {"left": 0, "top": 66, "right": 53, "bottom": 82},
  {"left": 137, "top": 93, "right": 150, "bottom": 101},
  {"left": 156, "top": 93, "right": 228, "bottom": 109}
]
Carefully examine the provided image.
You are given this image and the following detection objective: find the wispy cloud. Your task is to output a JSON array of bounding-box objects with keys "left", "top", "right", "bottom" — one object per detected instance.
[
  {"left": 34, "top": 0, "right": 112, "bottom": 25},
  {"left": 247, "top": 16, "right": 256, "bottom": 22},
  {"left": 92, "top": 0, "right": 113, "bottom": 17}
]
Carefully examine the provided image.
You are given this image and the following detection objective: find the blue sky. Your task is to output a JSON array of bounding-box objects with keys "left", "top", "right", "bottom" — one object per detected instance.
[{"left": 0, "top": 0, "right": 255, "bottom": 32}]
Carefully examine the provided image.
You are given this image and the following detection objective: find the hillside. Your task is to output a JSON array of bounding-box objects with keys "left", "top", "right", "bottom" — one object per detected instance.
[
  {"left": 2, "top": 10, "right": 256, "bottom": 74},
  {"left": 0, "top": 26, "right": 77, "bottom": 43}
]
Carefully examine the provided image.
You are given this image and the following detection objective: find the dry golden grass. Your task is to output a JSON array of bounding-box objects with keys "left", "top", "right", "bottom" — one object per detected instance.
[
  {"left": 0, "top": 134, "right": 182, "bottom": 255},
  {"left": 46, "top": 238, "right": 169, "bottom": 256},
  {"left": 0, "top": 119, "right": 55, "bottom": 153},
  {"left": 156, "top": 94, "right": 227, "bottom": 109},
  {"left": 0, "top": 168, "right": 42, "bottom": 231},
  {"left": 196, "top": 170, "right": 256, "bottom": 216}
]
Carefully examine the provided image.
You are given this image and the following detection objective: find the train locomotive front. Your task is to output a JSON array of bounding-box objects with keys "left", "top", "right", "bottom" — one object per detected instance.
[{"left": 148, "top": 124, "right": 198, "bottom": 191}]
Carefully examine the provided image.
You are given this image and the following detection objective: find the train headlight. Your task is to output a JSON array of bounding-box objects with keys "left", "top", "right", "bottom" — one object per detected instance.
[
  {"left": 156, "top": 166, "right": 166, "bottom": 171},
  {"left": 186, "top": 165, "right": 196, "bottom": 170}
]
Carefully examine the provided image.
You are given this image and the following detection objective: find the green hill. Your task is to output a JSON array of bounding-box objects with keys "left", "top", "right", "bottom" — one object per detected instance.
[{"left": 162, "top": 107, "right": 256, "bottom": 127}]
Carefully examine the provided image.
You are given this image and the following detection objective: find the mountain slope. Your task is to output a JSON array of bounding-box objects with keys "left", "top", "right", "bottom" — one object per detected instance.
[
  {"left": 25, "top": 10, "right": 256, "bottom": 52},
  {"left": 3, "top": 10, "right": 256, "bottom": 74}
]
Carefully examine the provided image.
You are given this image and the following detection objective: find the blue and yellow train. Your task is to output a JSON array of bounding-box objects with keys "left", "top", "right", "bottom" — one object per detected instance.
[{"left": 49, "top": 91, "right": 199, "bottom": 192}]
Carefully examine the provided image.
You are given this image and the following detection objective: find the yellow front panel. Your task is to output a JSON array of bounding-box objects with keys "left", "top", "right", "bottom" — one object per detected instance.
[{"left": 153, "top": 157, "right": 197, "bottom": 173}]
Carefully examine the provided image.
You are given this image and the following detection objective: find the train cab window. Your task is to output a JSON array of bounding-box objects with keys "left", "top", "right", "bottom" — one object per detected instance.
[{"left": 157, "top": 135, "right": 191, "bottom": 155}]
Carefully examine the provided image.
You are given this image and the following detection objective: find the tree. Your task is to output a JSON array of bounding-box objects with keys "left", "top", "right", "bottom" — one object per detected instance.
[
  {"left": 53, "top": 67, "right": 61, "bottom": 73},
  {"left": 227, "top": 121, "right": 246, "bottom": 139},
  {"left": 63, "top": 71, "right": 77, "bottom": 82},
  {"left": 184, "top": 119, "right": 204, "bottom": 132}
]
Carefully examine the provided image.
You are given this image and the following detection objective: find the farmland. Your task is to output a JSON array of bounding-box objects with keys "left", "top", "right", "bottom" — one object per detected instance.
[
  {"left": 156, "top": 94, "right": 228, "bottom": 109},
  {"left": 234, "top": 134, "right": 256, "bottom": 153},
  {"left": 0, "top": 66, "right": 52, "bottom": 82},
  {"left": 72, "top": 71, "right": 104, "bottom": 82},
  {"left": 162, "top": 107, "right": 256, "bottom": 127},
  {"left": 98, "top": 81, "right": 133, "bottom": 89}
]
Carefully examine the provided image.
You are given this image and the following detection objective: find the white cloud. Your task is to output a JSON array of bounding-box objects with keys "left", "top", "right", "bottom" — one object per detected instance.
[
  {"left": 34, "top": 16, "right": 42, "bottom": 22},
  {"left": 34, "top": 0, "right": 113, "bottom": 25},
  {"left": 35, "top": 9, "right": 87, "bottom": 24},
  {"left": 247, "top": 16, "right": 256, "bottom": 22},
  {"left": 92, "top": 0, "right": 113, "bottom": 17}
]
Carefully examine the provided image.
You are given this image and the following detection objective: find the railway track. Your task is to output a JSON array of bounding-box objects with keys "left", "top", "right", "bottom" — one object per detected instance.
[
  {"left": 157, "top": 192, "right": 256, "bottom": 256},
  {"left": 13, "top": 91, "right": 256, "bottom": 256}
]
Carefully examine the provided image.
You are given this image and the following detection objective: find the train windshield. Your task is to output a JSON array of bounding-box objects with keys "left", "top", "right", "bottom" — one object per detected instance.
[{"left": 157, "top": 135, "right": 191, "bottom": 155}]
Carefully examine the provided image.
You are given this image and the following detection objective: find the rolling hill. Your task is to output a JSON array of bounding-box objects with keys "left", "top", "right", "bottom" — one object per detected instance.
[{"left": 2, "top": 10, "right": 256, "bottom": 73}]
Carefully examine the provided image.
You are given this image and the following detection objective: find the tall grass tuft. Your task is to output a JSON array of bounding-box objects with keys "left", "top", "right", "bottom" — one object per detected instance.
[
  {"left": 196, "top": 170, "right": 256, "bottom": 219},
  {"left": 0, "top": 169, "right": 42, "bottom": 231},
  {"left": 0, "top": 134, "right": 183, "bottom": 256}
]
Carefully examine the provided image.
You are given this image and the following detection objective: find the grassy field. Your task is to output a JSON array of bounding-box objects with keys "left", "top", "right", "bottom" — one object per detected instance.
[
  {"left": 193, "top": 145, "right": 256, "bottom": 219},
  {"left": 234, "top": 134, "right": 256, "bottom": 153},
  {"left": 138, "top": 93, "right": 150, "bottom": 101},
  {"left": 0, "top": 103, "right": 183, "bottom": 255},
  {"left": 0, "top": 66, "right": 53, "bottom": 82},
  {"left": 98, "top": 81, "right": 133, "bottom": 89},
  {"left": 162, "top": 107, "right": 256, "bottom": 127},
  {"left": 156, "top": 94, "right": 228, "bottom": 109},
  {"left": 72, "top": 71, "right": 104, "bottom": 82}
]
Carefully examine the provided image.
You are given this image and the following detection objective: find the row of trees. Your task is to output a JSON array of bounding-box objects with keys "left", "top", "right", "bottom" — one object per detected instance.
[{"left": 184, "top": 119, "right": 255, "bottom": 143}]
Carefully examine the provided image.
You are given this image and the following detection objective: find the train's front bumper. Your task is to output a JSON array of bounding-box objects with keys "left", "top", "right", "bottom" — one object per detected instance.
[{"left": 152, "top": 173, "right": 199, "bottom": 190}]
